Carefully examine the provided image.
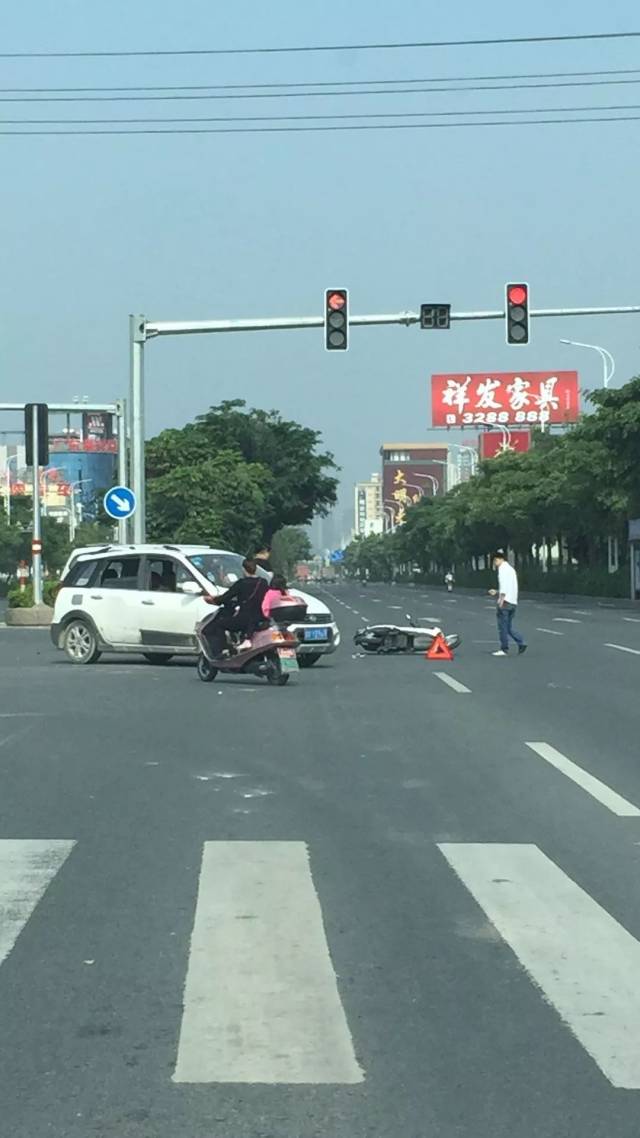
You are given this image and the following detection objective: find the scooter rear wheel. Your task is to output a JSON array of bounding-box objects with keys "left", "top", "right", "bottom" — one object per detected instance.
[{"left": 197, "top": 655, "right": 218, "bottom": 683}]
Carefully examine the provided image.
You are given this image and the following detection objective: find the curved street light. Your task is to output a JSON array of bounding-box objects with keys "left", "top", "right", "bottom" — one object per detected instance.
[{"left": 560, "top": 338, "right": 615, "bottom": 389}]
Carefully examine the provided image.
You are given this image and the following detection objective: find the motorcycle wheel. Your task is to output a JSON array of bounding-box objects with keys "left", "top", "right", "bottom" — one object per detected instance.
[
  {"left": 265, "top": 659, "right": 289, "bottom": 687},
  {"left": 197, "top": 655, "right": 218, "bottom": 683}
]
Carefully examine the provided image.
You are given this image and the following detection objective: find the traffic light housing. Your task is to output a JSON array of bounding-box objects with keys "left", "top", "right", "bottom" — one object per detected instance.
[
  {"left": 25, "top": 403, "right": 49, "bottom": 467},
  {"left": 324, "top": 289, "right": 349, "bottom": 351},
  {"left": 505, "top": 283, "right": 530, "bottom": 345}
]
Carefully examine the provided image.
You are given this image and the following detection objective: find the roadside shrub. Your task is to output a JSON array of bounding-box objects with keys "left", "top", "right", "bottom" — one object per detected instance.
[{"left": 7, "top": 581, "right": 58, "bottom": 608}]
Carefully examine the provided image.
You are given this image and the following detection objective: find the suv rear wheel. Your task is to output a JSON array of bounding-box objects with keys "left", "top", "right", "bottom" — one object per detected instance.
[{"left": 64, "top": 619, "right": 101, "bottom": 665}]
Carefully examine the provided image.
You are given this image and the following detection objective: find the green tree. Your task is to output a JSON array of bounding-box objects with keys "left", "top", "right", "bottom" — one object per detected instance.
[
  {"left": 146, "top": 400, "right": 338, "bottom": 543},
  {"left": 147, "top": 450, "right": 272, "bottom": 551},
  {"left": 271, "top": 527, "right": 312, "bottom": 579}
]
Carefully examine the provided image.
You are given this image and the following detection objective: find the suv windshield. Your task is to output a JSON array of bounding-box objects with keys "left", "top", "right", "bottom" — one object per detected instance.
[{"left": 187, "top": 552, "right": 269, "bottom": 588}]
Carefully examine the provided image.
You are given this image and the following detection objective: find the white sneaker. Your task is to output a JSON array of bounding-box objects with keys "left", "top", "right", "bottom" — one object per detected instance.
[
  {"left": 238, "top": 639, "right": 252, "bottom": 651},
  {"left": 492, "top": 650, "right": 508, "bottom": 656}
]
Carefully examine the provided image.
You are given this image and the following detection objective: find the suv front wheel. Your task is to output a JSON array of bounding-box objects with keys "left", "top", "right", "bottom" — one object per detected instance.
[{"left": 64, "top": 618, "right": 101, "bottom": 665}]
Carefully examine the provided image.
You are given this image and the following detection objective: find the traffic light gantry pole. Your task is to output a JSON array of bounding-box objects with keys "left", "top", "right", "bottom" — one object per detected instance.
[{"left": 129, "top": 301, "right": 640, "bottom": 543}]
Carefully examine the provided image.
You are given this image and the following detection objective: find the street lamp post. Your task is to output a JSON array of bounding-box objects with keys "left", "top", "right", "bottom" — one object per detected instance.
[
  {"left": 560, "top": 338, "right": 615, "bottom": 389},
  {"left": 68, "top": 479, "right": 93, "bottom": 544},
  {"left": 560, "top": 337, "right": 617, "bottom": 570},
  {"left": 412, "top": 473, "right": 439, "bottom": 495}
]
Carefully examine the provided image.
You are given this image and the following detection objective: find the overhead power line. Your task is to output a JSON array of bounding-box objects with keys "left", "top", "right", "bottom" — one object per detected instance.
[
  {"left": 2, "top": 114, "right": 640, "bottom": 135},
  {"left": 3, "top": 76, "right": 640, "bottom": 103},
  {"left": 5, "top": 103, "right": 640, "bottom": 126},
  {"left": 0, "top": 67, "right": 638, "bottom": 93},
  {"left": 0, "top": 29, "right": 639, "bottom": 59}
]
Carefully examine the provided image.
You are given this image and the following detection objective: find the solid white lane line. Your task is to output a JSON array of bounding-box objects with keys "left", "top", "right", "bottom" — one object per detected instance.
[
  {"left": 553, "top": 617, "right": 582, "bottom": 624},
  {"left": 0, "top": 840, "right": 75, "bottom": 968},
  {"left": 434, "top": 672, "right": 471, "bottom": 694},
  {"left": 622, "top": 617, "right": 640, "bottom": 624},
  {"left": 438, "top": 843, "right": 640, "bottom": 1089},
  {"left": 526, "top": 742, "right": 640, "bottom": 817},
  {"left": 605, "top": 643, "right": 640, "bottom": 656},
  {"left": 173, "top": 841, "right": 363, "bottom": 1085},
  {"left": 536, "top": 627, "right": 564, "bottom": 636}
]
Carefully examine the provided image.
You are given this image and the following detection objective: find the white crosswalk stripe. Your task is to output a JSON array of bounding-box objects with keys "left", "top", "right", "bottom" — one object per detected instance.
[
  {"left": 4, "top": 836, "right": 640, "bottom": 1091},
  {"left": 173, "top": 841, "right": 363, "bottom": 1085},
  {"left": 0, "top": 840, "right": 75, "bottom": 968},
  {"left": 438, "top": 842, "right": 640, "bottom": 1089}
]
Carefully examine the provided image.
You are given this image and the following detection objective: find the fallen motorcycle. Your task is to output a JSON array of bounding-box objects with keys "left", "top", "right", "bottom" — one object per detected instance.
[{"left": 354, "top": 614, "right": 461, "bottom": 655}]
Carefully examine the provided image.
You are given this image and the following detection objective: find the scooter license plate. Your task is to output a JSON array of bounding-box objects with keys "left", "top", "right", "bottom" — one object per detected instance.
[{"left": 277, "top": 648, "right": 299, "bottom": 672}]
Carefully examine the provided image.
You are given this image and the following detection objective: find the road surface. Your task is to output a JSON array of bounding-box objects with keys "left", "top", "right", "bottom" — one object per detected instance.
[{"left": 1, "top": 581, "right": 640, "bottom": 1137}]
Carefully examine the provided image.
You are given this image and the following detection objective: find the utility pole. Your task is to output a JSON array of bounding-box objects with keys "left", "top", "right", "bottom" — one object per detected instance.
[{"left": 30, "top": 405, "right": 43, "bottom": 606}]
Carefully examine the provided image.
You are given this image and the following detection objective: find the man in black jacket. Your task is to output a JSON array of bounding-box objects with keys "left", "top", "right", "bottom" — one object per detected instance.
[{"left": 205, "top": 559, "right": 268, "bottom": 658}]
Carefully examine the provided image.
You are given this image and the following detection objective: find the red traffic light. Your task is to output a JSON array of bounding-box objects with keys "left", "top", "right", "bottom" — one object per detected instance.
[
  {"left": 508, "top": 285, "right": 528, "bottom": 306},
  {"left": 327, "top": 291, "right": 347, "bottom": 312}
]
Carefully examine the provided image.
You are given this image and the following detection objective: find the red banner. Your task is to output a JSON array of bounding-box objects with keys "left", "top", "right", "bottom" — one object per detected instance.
[
  {"left": 431, "top": 371, "right": 579, "bottom": 427},
  {"left": 479, "top": 430, "right": 531, "bottom": 459}
]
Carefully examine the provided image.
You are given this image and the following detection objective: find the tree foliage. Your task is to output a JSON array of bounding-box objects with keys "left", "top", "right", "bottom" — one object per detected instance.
[
  {"left": 145, "top": 400, "right": 338, "bottom": 546},
  {"left": 271, "top": 527, "right": 312, "bottom": 579},
  {"left": 345, "top": 376, "right": 640, "bottom": 581}
]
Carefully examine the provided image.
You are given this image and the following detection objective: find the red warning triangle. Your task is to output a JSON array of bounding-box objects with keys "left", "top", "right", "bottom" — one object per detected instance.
[{"left": 426, "top": 633, "right": 454, "bottom": 660}]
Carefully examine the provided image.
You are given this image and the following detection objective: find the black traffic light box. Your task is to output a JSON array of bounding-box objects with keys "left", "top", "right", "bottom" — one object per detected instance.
[
  {"left": 25, "top": 403, "right": 49, "bottom": 467},
  {"left": 505, "top": 283, "right": 530, "bottom": 345},
  {"left": 324, "top": 289, "right": 349, "bottom": 351},
  {"left": 420, "top": 303, "right": 451, "bottom": 330}
]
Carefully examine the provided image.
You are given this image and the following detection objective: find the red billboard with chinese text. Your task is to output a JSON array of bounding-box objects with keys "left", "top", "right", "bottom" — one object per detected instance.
[
  {"left": 479, "top": 430, "right": 531, "bottom": 459},
  {"left": 431, "top": 371, "right": 579, "bottom": 427}
]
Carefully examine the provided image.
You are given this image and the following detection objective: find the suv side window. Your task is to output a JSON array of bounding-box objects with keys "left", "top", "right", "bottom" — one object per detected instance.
[
  {"left": 65, "top": 559, "right": 100, "bottom": 588},
  {"left": 144, "top": 557, "right": 196, "bottom": 593},
  {"left": 98, "top": 557, "right": 141, "bottom": 589}
]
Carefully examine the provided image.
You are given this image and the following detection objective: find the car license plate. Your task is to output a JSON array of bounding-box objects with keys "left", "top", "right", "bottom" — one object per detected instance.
[
  {"left": 277, "top": 647, "right": 299, "bottom": 671},
  {"left": 304, "top": 627, "right": 329, "bottom": 642}
]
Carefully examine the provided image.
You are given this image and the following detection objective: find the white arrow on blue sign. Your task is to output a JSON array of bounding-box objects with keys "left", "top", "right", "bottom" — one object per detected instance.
[{"left": 103, "top": 485, "right": 137, "bottom": 520}]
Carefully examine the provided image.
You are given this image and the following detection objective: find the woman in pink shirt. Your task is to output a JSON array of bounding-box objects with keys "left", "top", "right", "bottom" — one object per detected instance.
[{"left": 262, "top": 575, "right": 295, "bottom": 617}]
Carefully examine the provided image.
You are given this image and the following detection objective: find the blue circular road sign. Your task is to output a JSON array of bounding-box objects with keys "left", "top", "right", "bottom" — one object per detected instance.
[{"left": 103, "top": 485, "right": 137, "bottom": 520}]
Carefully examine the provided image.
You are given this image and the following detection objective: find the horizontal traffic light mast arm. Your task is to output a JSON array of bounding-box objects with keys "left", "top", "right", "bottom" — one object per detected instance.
[
  {"left": 144, "top": 304, "right": 640, "bottom": 337},
  {"left": 0, "top": 402, "right": 119, "bottom": 413}
]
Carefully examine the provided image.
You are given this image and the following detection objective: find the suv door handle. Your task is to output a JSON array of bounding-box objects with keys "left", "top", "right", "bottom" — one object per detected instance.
[
  {"left": 142, "top": 600, "right": 155, "bottom": 606},
  {"left": 90, "top": 595, "right": 103, "bottom": 600}
]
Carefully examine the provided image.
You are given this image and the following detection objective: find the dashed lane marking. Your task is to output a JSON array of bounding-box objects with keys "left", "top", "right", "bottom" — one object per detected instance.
[
  {"left": 433, "top": 672, "right": 471, "bottom": 694},
  {"left": 526, "top": 742, "right": 640, "bottom": 817},
  {"left": 605, "top": 643, "right": 640, "bottom": 656}
]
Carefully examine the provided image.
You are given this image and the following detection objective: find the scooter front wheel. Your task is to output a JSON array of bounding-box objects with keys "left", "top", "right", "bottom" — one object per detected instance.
[{"left": 197, "top": 654, "right": 218, "bottom": 683}]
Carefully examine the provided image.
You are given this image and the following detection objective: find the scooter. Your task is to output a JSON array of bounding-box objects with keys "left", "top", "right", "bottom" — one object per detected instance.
[
  {"left": 195, "top": 607, "right": 301, "bottom": 686},
  {"left": 354, "top": 614, "right": 461, "bottom": 655}
]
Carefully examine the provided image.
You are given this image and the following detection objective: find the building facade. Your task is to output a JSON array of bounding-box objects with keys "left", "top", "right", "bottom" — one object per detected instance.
[
  {"left": 380, "top": 443, "right": 450, "bottom": 528},
  {"left": 354, "top": 473, "right": 383, "bottom": 537}
]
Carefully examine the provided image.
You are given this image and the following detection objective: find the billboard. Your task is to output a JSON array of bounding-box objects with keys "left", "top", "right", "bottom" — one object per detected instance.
[
  {"left": 82, "top": 411, "right": 114, "bottom": 443},
  {"left": 479, "top": 430, "right": 531, "bottom": 459},
  {"left": 431, "top": 371, "right": 580, "bottom": 428}
]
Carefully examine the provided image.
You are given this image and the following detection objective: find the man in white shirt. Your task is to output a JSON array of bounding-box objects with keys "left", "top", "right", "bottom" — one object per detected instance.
[{"left": 489, "top": 550, "right": 527, "bottom": 657}]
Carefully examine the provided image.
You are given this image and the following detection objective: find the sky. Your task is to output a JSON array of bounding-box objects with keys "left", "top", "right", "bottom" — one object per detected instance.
[{"left": 2, "top": 0, "right": 640, "bottom": 539}]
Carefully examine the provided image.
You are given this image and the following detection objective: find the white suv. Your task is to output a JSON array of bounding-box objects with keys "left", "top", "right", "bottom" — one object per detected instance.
[{"left": 51, "top": 544, "right": 341, "bottom": 667}]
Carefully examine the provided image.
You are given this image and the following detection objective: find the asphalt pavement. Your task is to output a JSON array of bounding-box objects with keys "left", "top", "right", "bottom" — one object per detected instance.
[{"left": 2, "top": 583, "right": 640, "bottom": 1137}]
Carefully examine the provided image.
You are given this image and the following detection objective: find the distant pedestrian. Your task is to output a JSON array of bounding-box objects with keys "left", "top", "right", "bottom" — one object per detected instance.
[{"left": 489, "top": 550, "right": 527, "bottom": 657}]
